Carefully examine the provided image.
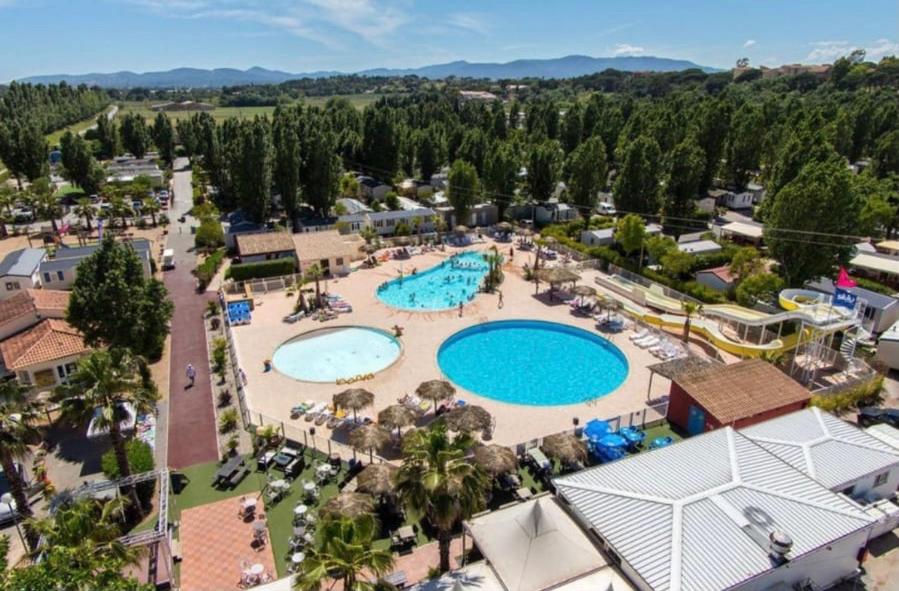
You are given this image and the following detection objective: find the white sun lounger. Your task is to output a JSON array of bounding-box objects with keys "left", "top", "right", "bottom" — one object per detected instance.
[
  {"left": 629, "top": 329, "right": 650, "bottom": 341},
  {"left": 304, "top": 402, "right": 326, "bottom": 422},
  {"left": 636, "top": 336, "right": 660, "bottom": 349}
]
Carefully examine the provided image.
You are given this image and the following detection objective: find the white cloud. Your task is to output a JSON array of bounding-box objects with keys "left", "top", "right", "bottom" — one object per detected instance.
[
  {"left": 743, "top": 39, "right": 756, "bottom": 48},
  {"left": 807, "top": 38, "right": 899, "bottom": 62},
  {"left": 611, "top": 43, "right": 645, "bottom": 56},
  {"left": 447, "top": 12, "right": 488, "bottom": 35}
]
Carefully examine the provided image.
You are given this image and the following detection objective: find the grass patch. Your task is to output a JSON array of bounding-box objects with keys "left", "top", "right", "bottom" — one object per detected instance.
[
  {"left": 55, "top": 184, "right": 86, "bottom": 198},
  {"left": 46, "top": 106, "right": 114, "bottom": 148}
]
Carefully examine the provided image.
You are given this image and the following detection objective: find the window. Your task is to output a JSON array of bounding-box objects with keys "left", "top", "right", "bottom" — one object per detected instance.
[
  {"left": 56, "top": 270, "right": 64, "bottom": 281},
  {"left": 5, "top": 281, "right": 20, "bottom": 291},
  {"left": 17, "top": 371, "right": 31, "bottom": 386},
  {"left": 874, "top": 471, "right": 890, "bottom": 487},
  {"left": 336, "top": 258, "right": 344, "bottom": 266},
  {"left": 841, "top": 485, "right": 855, "bottom": 496},
  {"left": 43, "top": 272, "right": 52, "bottom": 283}
]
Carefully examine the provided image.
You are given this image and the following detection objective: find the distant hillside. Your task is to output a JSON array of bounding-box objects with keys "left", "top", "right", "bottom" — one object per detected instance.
[{"left": 16, "top": 55, "right": 718, "bottom": 88}]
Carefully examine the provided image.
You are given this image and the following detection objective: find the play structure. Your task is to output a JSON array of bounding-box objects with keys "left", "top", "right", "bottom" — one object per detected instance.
[{"left": 596, "top": 271, "right": 867, "bottom": 382}]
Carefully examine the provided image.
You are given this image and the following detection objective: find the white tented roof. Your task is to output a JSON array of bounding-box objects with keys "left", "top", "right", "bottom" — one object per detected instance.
[
  {"left": 741, "top": 408, "right": 899, "bottom": 490},
  {"left": 721, "top": 221, "right": 763, "bottom": 239},
  {"left": 865, "top": 423, "right": 899, "bottom": 451},
  {"left": 465, "top": 495, "right": 609, "bottom": 591},
  {"left": 554, "top": 428, "right": 873, "bottom": 591},
  {"left": 851, "top": 252, "right": 899, "bottom": 277}
]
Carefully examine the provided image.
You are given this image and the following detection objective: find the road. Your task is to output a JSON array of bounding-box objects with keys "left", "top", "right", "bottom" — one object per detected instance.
[
  {"left": 163, "top": 157, "right": 220, "bottom": 469},
  {"left": 78, "top": 104, "right": 119, "bottom": 136}
]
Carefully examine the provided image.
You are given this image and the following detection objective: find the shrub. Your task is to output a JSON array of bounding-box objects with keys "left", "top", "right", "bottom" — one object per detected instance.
[
  {"left": 854, "top": 277, "right": 895, "bottom": 295},
  {"left": 226, "top": 258, "right": 296, "bottom": 281},
  {"left": 101, "top": 439, "right": 156, "bottom": 506},
  {"left": 212, "top": 337, "right": 227, "bottom": 377},
  {"left": 194, "top": 249, "right": 225, "bottom": 289},
  {"left": 219, "top": 408, "right": 239, "bottom": 433},
  {"left": 158, "top": 213, "right": 170, "bottom": 227},
  {"left": 810, "top": 375, "right": 884, "bottom": 412},
  {"left": 195, "top": 218, "right": 225, "bottom": 250},
  {"left": 217, "top": 389, "right": 232, "bottom": 407}
]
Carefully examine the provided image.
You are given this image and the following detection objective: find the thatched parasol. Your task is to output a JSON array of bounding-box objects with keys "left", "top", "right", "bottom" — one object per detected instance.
[
  {"left": 541, "top": 235, "right": 558, "bottom": 246},
  {"left": 517, "top": 227, "right": 533, "bottom": 237},
  {"left": 394, "top": 236, "right": 412, "bottom": 246},
  {"left": 541, "top": 433, "right": 587, "bottom": 465},
  {"left": 320, "top": 492, "right": 375, "bottom": 520},
  {"left": 496, "top": 221, "right": 513, "bottom": 232},
  {"left": 473, "top": 444, "right": 518, "bottom": 477},
  {"left": 348, "top": 424, "right": 392, "bottom": 452},
  {"left": 361, "top": 243, "right": 378, "bottom": 254},
  {"left": 444, "top": 404, "right": 492, "bottom": 434},
  {"left": 378, "top": 404, "right": 416, "bottom": 435},
  {"left": 333, "top": 388, "right": 375, "bottom": 422},
  {"left": 355, "top": 463, "right": 399, "bottom": 496},
  {"left": 571, "top": 285, "right": 597, "bottom": 297},
  {"left": 454, "top": 225, "right": 469, "bottom": 235},
  {"left": 536, "top": 267, "right": 581, "bottom": 284},
  {"left": 416, "top": 380, "right": 456, "bottom": 411}
]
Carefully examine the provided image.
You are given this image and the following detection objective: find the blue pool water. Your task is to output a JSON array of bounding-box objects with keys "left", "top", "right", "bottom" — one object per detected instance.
[
  {"left": 377, "top": 251, "right": 489, "bottom": 311},
  {"left": 437, "top": 320, "right": 628, "bottom": 405},
  {"left": 272, "top": 326, "right": 402, "bottom": 382}
]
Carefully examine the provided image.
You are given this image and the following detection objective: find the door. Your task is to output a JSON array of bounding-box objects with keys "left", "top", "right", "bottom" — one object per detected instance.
[{"left": 687, "top": 405, "right": 706, "bottom": 435}]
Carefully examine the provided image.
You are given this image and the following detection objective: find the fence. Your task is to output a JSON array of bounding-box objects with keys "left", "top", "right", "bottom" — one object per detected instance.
[
  {"left": 222, "top": 272, "right": 305, "bottom": 296},
  {"left": 511, "top": 400, "right": 670, "bottom": 455},
  {"left": 607, "top": 263, "right": 703, "bottom": 305},
  {"left": 248, "top": 410, "right": 380, "bottom": 463}
]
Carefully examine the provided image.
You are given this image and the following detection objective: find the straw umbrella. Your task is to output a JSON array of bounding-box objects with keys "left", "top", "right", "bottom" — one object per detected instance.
[
  {"left": 416, "top": 380, "right": 456, "bottom": 412},
  {"left": 333, "top": 388, "right": 375, "bottom": 422},
  {"left": 473, "top": 444, "right": 518, "bottom": 477},
  {"left": 496, "top": 221, "right": 513, "bottom": 233},
  {"left": 320, "top": 491, "right": 375, "bottom": 520},
  {"left": 377, "top": 404, "right": 416, "bottom": 437},
  {"left": 454, "top": 225, "right": 469, "bottom": 235},
  {"left": 444, "top": 404, "right": 492, "bottom": 434},
  {"left": 572, "top": 285, "right": 596, "bottom": 297},
  {"left": 348, "top": 424, "right": 392, "bottom": 458},
  {"left": 536, "top": 267, "right": 581, "bottom": 300},
  {"left": 541, "top": 433, "right": 588, "bottom": 465},
  {"left": 355, "top": 463, "right": 399, "bottom": 497}
]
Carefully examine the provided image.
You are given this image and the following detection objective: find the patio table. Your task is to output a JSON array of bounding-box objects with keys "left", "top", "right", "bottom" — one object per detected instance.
[
  {"left": 294, "top": 504, "right": 309, "bottom": 517},
  {"left": 303, "top": 482, "right": 317, "bottom": 494},
  {"left": 253, "top": 521, "right": 267, "bottom": 535},
  {"left": 242, "top": 498, "right": 257, "bottom": 510},
  {"left": 515, "top": 487, "right": 534, "bottom": 501},
  {"left": 272, "top": 453, "right": 294, "bottom": 470},
  {"left": 249, "top": 564, "right": 264, "bottom": 576},
  {"left": 384, "top": 571, "right": 407, "bottom": 588},
  {"left": 215, "top": 455, "right": 244, "bottom": 483},
  {"left": 270, "top": 479, "right": 289, "bottom": 490}
]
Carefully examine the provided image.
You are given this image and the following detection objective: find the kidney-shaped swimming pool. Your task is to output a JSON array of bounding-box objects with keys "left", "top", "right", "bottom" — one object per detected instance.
[
  {"left": 437, "top": 320, "right": 628, "bottom": 405},
  {"left": 273, "top": 326, "right": 402, "bottom": 383}
]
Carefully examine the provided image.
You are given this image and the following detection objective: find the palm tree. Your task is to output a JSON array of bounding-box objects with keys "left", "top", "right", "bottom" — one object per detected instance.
[
  {"left": 54, "top": 349, "right": 158, "bottom": 514},
  {"left": 681, "top": 301, "right": 703, "bottom": 343},
  {"left": 396, "top": 422, "right": 488, "bottom": 573},
  {"left": 0, "top": 380, "right": 43, "bottom": 549},
  {"left": 73, "top": 198, "right": 96, "bottom": 232},
  {"left": 296, "top": 514, "right": 394, "bottom": 591},
  {"left": 482, "top": 247, "right": 505, "bottom": 292},
  {"left": 30, "top": 191, "right": 63, "bottom": 234},
  {"left": 30, "top": 496, "right": 139, "bottom": 568},
  {"left": 431, "top": 213, "right": 446, "bottom": 242},
  {"left": 141, "top": 197, "right": 160, "bottom": 227},
  {"left": 305, "top": 264, "right": 324, "bottom": 309},
  {"left": 108, "top": 196, "right": 133, "bottom": 229}
]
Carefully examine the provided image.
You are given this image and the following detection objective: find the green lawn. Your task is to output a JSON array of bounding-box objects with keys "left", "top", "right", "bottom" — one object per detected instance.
[
  {"left": 46, "top": 106, "right": 115, "bottom": 148},
  {"left": 55, "top": 184, "right": 86, "bottom": 198}
]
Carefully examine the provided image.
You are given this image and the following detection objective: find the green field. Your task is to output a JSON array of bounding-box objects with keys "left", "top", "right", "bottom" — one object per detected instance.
[
  {"left": 120, "top": 94, "right": 382, "bottom": 123},
  {"left": 46, "top": 105, "right": 115, "bottom": 148}
]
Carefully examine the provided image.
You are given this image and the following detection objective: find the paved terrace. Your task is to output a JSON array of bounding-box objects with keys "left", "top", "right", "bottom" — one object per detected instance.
[{"left": 231, "top": 241, "right": 669, "bottom": 449}]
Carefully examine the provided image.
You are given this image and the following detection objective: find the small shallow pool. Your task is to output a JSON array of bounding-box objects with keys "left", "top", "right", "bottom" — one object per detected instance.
[
  {"left": 437, "top": 320, "right": 628, "bottom": 405},
  {"left": 376, "top": 251, "right": 489, "bottom": 311},
  {"left": 272, "top": 326, "right": 401, "bottom": 382}
]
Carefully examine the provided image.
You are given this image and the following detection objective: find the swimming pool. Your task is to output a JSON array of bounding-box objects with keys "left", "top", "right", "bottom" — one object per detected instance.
[
  {"left": 377, "top": 251, "right": 489, "bottom": 311},
  {"left": 272, "top": 326, "right": 402, "bottom": 382},
  {"left": 437, "top": 320, "right": 628, "bottom": 405}
]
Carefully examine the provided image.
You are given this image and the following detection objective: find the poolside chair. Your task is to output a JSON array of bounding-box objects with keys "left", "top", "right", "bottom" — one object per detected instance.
[
  {"left": 304, "top": 403, "right": 326, "bottom": 422},
  {"left": 629, "top": 328, "right": 650, "bottom": 341},
  {"left": 314, "top": 407, "right": 333, "bottom": 426},
  {"left": 636, "top": 336, "right": 660, "bottom": 349}
]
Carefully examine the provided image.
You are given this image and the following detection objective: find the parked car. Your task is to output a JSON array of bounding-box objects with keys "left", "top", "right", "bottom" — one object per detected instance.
[
  {"left": 12, "top": 208, "right": 34, "bottom": 223},
  {"left": 598, "top": 202, "right": 617, "bottom": 216},
  {"left": 857, "top": 407, "right": 899, "bottom": 428},
  {"left": 0, "top": 463, "right": 27, "bottom": 526}
]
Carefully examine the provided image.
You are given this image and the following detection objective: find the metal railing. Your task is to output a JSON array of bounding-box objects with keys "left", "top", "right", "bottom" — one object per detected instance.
[
  {"left": 250, "top": 410, "right": 383, "bottom": 464},
  {"left": 607, "top": 263, "right": 703, "bottom": 305}
]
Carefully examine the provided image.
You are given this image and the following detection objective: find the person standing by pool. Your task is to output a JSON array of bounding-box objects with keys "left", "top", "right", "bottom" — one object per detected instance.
[
  {"left": 186, "top": 363, "right": 196, "bottom": 388},
  {"left": 458, "top": 301, "right": 464, "bottom": 317},
  {"left": 498, "top": 290, "right": 504, "bottom": 309}
]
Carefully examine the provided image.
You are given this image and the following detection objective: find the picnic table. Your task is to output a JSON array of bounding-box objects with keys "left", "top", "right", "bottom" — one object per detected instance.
[
  {"left": 271, "top": 452, "right": 295, "bottom": 470},
  {"left": 384, "top": 570, "right": 407, "bottom": 589},
  {"left": 526, "top": 448, "right": 552, "bottom": 472},
  {"left": 214, "top": 456, "right": 245, "bottom": 485}
]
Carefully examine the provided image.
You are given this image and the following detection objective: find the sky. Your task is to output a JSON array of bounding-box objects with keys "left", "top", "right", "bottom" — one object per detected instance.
[{"left": 1, "top": 0, "right": 897, "bottom": 81}]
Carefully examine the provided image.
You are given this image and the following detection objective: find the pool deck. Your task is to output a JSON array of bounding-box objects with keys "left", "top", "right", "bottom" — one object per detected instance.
[{"left": 231, "top": 240, "right": 671, "bottom": 448}]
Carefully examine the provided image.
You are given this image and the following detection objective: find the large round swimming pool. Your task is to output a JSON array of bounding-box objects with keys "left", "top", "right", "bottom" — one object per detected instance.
[
  {"left": 272, "top": 326, "right": 402, "bottom": 382},
  {"left": 437, "top": 320, "right": 628, "bottom": 405}
]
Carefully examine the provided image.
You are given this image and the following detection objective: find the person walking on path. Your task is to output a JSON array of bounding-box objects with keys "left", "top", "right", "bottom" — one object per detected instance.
[
  {"left": 498, "top": 290, "right": 504, "bottom": 309},
  {"left": 186, "top": 363, "right": 196, "bottom": 388}
]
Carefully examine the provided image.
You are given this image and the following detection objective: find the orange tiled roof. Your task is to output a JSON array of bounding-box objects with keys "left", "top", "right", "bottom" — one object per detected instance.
[
  {"left": 0, "top": 319, "right": 88, "bottom": 370},
  {"left": 0, "top": 289, "right": 69, "bottom": 327}
]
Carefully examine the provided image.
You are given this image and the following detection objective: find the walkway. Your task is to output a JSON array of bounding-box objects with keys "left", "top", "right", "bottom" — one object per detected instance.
[
  {"left": 165, "top": 157, "right": 219, "bottom": 469},
  {"left": 179, "top": 495, "right": 277, "bottom": 591}
]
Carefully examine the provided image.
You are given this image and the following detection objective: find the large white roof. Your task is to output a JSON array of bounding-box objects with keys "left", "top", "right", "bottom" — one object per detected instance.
[
  {"left": 850, "top": 252, "right": 899, "bottom": 277},
  {"left": 741, "top": 408, "right": 899, "bottom": 491},
  {"left": 464, "top": 496, "right": 609, "bottom": 591},
  {"left": 554, "top": 428, "right": 873, "bottom": 591},
  {"left": 721, "top": 221, "right": 763, "bottom": 239}
]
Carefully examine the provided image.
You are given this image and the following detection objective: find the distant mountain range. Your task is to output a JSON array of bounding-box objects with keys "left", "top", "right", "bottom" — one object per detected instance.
[{"left": 17, "top": 55, "right": 719, "bottom": 88}]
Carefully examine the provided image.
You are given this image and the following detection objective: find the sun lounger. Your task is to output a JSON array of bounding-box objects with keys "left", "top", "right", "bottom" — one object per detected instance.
[
  {"left": 304, "top": 402, "right": 326, "bottom": 422},
  {"left": 314, "top": 408, "right": 333, "bottom": 426},
  {"left": 635, "top": 336, "right": 660, "bottom": 349},
  {"left": 629, "top": 329, "right": 650, "bottom": 341},
  {"left": 283, "top": 311, "right": 305, "bottom": 323}
]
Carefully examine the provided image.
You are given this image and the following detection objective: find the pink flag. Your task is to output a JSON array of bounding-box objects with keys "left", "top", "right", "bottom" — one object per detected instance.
[{"left": 836, "top": 266, "right": 857, "bottom": 288}]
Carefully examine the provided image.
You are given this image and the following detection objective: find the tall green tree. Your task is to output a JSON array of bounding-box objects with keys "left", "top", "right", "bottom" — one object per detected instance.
[
  {"left": 66, "top": 236, "right": 174, "bottom": 359},
  {"left": 0, "top": 380, "right": 42, "bottom": 549},
  {"left": 415, "top": 130, "right": 439, "bottom": 181},
  {"left": 873, "top": 130, "right": 899, "bottom": 178},
  {"left": 566, "top": 136, "right": 607, "bottom": 213},
  {"left": 296, "top": 515, "right": 394, "bottom": 591},
  {"left": 663, "top": 136, "right": 705, "bottom": 233},
  {"left": 361, "top": 107, "right": 398, "bottom": 179},
  {"left": 527, "top": 140, "right": 560, "bottom": 202},
  {"left": 119, "top": 113, "right": 150, "bottom": 159},
  {"left": 299, "top": 119, "right": 340, "bottom": 218},
  {"left": 55, "top": 349, "right": 158, "bottom": 515},
  {"left": 484, "top": 142, "right": 519, "bottom": 219},
  {"left": 765, "top": 160, "right": 861, "bottom": 286},
  {"left": 448, "top": 159, "right": 480, "bottom": 224},
  {"left": 0, "top": 119, "right": 48, "bottom": 188},
  {"left": 561, "top": 102, "right": 583, "bottom": 154},
  {"left": 95, "top": 113, "right": 119, "bottom": 160},
  {"left": 29, "top": 177, "right": 63, "bottom": 234},
  {"left": 60, "top": 131, "right": 97, "bottom": 192},
  {"left": 151, "top": 113, "right": 175, "bottom": 166},
  {"left": 725, "top": 103, "right": 764, "bottom": 189},
  {"left": 228, "top": 118, "right": 273, "bottom": 222},
  {"left": 615, "top": 214, "right": 647, "bottom": 262},
  {"left": 396, "top": 423, "right": 488, "bottom": 573},
  {"left": 614, "top": 135, "right": 662, "bottom": 215},
  {"left": 272, "top": 107, "right": 301, "bottom": 224},
  {"left": 457, "top": 128, "right": 488, "bottom": 177}
]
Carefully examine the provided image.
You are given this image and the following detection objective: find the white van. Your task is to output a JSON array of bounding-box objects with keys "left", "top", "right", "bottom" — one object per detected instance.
[
  {"left": 163, "top": 249, "right": 175, "bottom": 269},
  {"left": 598, "top": 202, "right": 617, "bottom": 216}
]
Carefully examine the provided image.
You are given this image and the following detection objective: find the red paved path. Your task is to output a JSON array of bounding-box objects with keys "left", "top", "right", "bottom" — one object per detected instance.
[{"left": 165, "top": 160, "right": 220, "bottom": 469}]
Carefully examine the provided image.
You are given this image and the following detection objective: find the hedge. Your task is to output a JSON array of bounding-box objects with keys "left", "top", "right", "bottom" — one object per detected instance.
[
  {"left": 227, "top": 257, "right": 296, "bottom": 281},
  {"left": 194, "top": 249, "right": 226, "bottom": 289},
  {"left": 101, "top": 439, "right": 156, "bottom": 506},
  {"left": 810, "top": 375, "right": 884, "bottom": 413}
]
